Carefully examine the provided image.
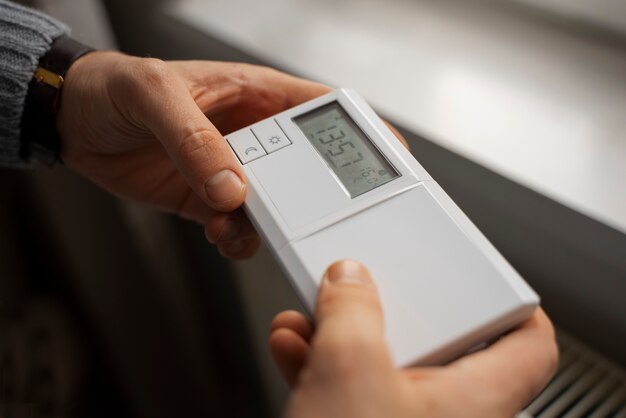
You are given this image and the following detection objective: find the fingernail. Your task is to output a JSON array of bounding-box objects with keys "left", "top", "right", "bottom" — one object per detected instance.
[
  {"left": 218, "top": 217, "right": 241, "bottom": 241},
  {"left": 205, "top": 170, "right": 244, "bottom": 206},
  {"left": 327, "top": 260, "right": 371, "bottom": 285}
]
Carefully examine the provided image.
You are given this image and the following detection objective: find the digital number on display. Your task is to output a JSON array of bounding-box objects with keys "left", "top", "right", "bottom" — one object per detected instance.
[{"left": 293, "top": 102, "right": 399, "bottom": 197}]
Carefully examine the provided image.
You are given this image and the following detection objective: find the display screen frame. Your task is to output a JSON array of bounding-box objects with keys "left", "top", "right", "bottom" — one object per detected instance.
[{"left": 292, "top": 101, "right": 400, "bottom": 198}]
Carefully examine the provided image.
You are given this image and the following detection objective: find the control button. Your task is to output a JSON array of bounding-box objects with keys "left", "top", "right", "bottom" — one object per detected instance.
[
  {"left": 226, "top": 130, "right": 267, "bottom": 164},
  {"left": 251, "top": 119, "right": 291, "bottom": 154}
]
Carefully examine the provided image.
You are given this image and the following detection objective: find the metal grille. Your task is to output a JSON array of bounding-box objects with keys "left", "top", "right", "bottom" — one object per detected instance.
[{"left": 520, "top": 331, "right": 626, "bottom": 418}]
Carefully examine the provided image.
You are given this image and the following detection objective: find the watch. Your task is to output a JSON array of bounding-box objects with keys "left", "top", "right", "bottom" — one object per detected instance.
[{"left": 20, "top": 36, "right": 94, "bottom": 165}]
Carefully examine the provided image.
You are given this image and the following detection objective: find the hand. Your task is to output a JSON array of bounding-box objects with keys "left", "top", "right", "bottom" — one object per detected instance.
[
  {"left": 57, "top": 52, "right": 330, "bottom": 259},
  {"left": 269, "top": 260, "right": 558, "bottom": 418}
]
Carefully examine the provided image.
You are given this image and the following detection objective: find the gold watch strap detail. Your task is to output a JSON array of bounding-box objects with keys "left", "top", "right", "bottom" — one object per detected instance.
[{"left": 33, "top": 67, "right": 64, "bottom": 89}]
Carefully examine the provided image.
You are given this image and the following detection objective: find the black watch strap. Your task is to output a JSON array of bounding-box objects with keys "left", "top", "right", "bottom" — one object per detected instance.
[{"left": 20, "top": 36, "right": 94, "bottom": 165}]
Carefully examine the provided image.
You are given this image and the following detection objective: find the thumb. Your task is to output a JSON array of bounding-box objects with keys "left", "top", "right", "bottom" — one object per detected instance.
[
  {"left": 313, "top": 260, "right": 389, "bottom": 364},
  {"left": 132, "top": 60, "right": 246, "bottom": 212}
]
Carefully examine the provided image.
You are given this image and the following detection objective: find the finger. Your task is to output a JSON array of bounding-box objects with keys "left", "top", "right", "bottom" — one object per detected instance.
[
  {"left": 269, "top": 328, "right": 310, "bottom": 387},
  {"left": 204, "top": 210, "right": 258, "bottom": 244},
  {"left": 217, "top": 236, "right": 261, "bottom": 260},
  {"left": 184, "top": 63, "right": 332, "bottom": 133},
  {"left": 270, "top": 310, "right": 314, "bottom": 343},
  {"left": 312, "top": 260, "right": 391, "bottom": 370},
  {"left": 315, "top": 260, "right": 384, "bottom": 336},
  {"left": 261, "top": 67, "right": 332, "bottom": 108},
  {"left": 127, "top": 59, "right": 246, "bottom": 213},
  {"left": 269, "top": 311, "right": 314, "bottom": 386},
  {"left": 448, "top": 308, "right": 559, "bottom": 412},
  {"left": 175, "top": 188, "right": 215, "bottom": 224},
  {"left": 383, "top": 120, "right": 410, "bottom": 150}
]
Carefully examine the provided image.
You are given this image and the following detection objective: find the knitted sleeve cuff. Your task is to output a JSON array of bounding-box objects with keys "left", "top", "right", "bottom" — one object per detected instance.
[{"left": 0, "top": 0, "right": 69, "bottom": 167}]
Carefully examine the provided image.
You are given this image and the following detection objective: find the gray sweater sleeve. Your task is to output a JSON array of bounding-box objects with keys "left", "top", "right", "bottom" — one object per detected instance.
[{"left": 0, "top": 0, "right": 69, "bottom": 167}]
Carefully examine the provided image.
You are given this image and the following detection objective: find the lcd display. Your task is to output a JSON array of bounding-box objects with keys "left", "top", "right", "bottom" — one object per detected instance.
[{"left": 293, "top": 102, "right": 399, "bottom": 198}]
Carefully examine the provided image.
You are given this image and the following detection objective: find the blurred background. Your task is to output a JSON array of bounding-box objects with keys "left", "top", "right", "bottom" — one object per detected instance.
[{"left": 1, "top": 0, "right": 625, "bottom": 417}]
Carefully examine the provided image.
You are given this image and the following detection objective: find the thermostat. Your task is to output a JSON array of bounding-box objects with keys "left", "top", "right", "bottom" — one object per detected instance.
[{"left": 225, "top": 89, "right": 539, "bottom": 366}]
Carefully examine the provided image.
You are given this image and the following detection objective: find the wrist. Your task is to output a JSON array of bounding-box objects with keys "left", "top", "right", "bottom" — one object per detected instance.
[
  {"left": 55, "top": 50, "right": 129, "bottom": 166},
  {"left": 20, "top": 36, "right": 94, "bottom": 165}
]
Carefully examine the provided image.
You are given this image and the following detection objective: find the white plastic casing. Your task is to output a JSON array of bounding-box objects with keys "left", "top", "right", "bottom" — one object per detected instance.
[{"left": 225, "top": 89, "right": 538, "bottom": 366}]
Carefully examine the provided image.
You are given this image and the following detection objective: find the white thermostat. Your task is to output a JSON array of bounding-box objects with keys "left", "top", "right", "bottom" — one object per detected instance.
[{"left": 225, "top": 89, "right": 539, "bottom": 366}]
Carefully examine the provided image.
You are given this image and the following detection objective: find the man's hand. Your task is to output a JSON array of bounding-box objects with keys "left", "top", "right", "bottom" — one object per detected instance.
[
  {"left": 269, "top": 260, "right": 558, "bottom": 418},
  {"left": 57, "top": 51, "right": 330, "bottom": 259}
]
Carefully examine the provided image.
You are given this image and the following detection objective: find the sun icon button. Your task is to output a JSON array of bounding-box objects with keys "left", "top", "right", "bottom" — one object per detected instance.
[{"left": 252, "top": 120, "right": 292, "bottom": 154}]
